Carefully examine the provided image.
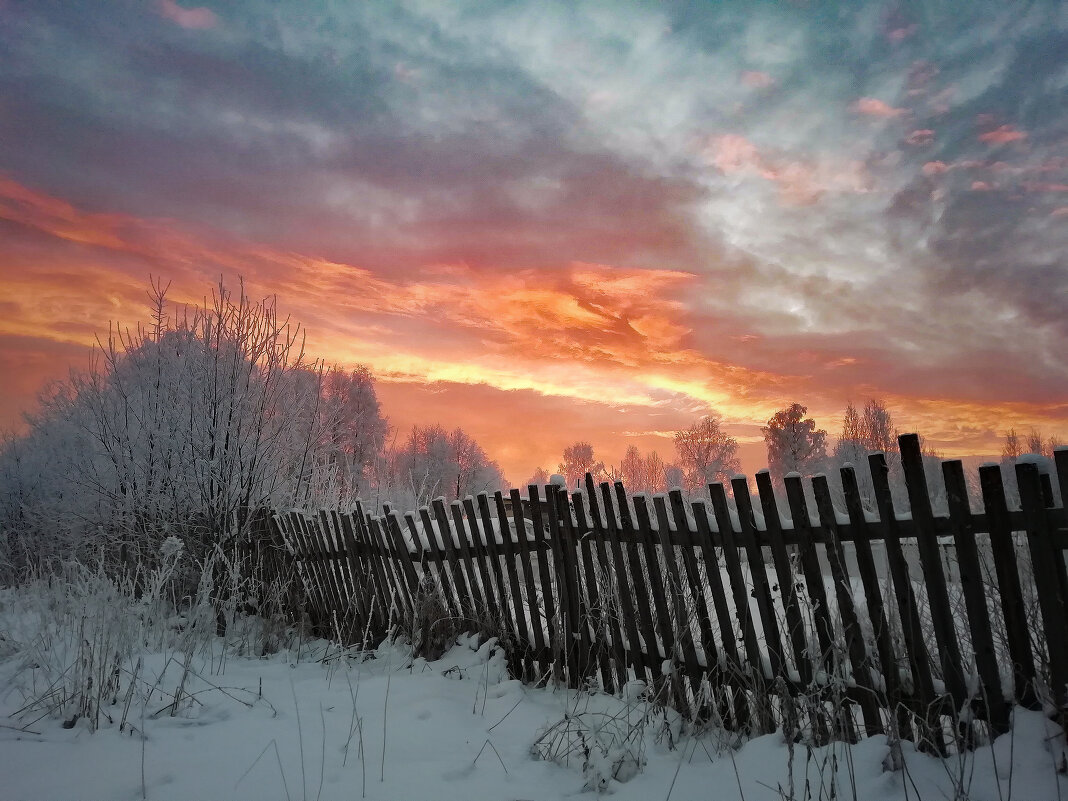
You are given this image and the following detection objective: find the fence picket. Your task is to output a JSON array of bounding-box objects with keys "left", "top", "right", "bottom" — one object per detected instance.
[
  {"left": 573, "top": 490, "right": 618, "bottom": 692},
  {"left": 505, "top": 489, "right": 547, "bottom": 674},
  {"left": 783, "top": 476, "right": 835, "bottom": 671},
  {"left": 461, "top": 498, "right": 501, "bottom": 625},
  {"left": 653, "top": 494, "right": 702, "bottom": 714},
  {"left": 600, "top": 483, "right": 652, "bottom": 684},
  {"left": 812, "top": 475, "right": 883, "bottom": 737},
  {"left": 690, "top": 498, "right": 748, "bottom": 728},
  {"left": 431, "top": 499, "right": 475, "bottom": 620},
  {"left": 941, "top": 460, "right": 1008, "bottom": 732},
  {"left": 669, "top": 491, "right": 718, "bottom": 690},
  {"left": 527, "top": 486, "right": 560, "bottom": 675},
  {"left": 614, "top": 482, "right": 661, "bottom": 689},
  {"left": 838, "top": 466, "right": 909, "bottom": 739},
  {"left": 448, "top": 500, "right": 488, "bottom": 619},
  {"left": 755, "top": 472, "right": 811, "bottom": 687}
]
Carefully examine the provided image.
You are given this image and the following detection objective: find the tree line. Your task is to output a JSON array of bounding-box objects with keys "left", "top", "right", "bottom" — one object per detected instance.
[
  {"left": 538, "top": 398, "right": 1060, "bottom": 514},
  {"left": 1, "top": 279, "right": 1059, "bottom": 579}
]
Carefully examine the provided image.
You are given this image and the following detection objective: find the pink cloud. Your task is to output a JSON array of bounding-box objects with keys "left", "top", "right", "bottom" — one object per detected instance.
[
  {"left": 705, "top": 135, "right": 871, "bottom": 205},
  {"left": 979, "top": 125, "right": 1027, "bottom": 144},
  {"left": 905, "top": 129, "right": 935, "bottom": 147},
  {"left": 1051, "top": 207, "right": 1068, "bottom": 217},
  {"left": 740, "top": 71, "right": 774, "bottom": 89},
  {"left": 922, "top": 161, "right": 949, "bottom": 176},
  {"left": 852, "top": 97, "right": 906, "bottom": 118},
  {"left": 971, "top": 181, "right": 992, "bottom": 191},
  {"left": 157, "top": 0, "right": 218, "bottom": 29},
  {"left": 707, "top": 134, "right": 764, "bottom": 175}
]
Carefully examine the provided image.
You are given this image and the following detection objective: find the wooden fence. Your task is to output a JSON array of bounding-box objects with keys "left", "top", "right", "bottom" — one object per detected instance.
[{"left": 262, "top": 434, "right": 1068, "bottom": 747}]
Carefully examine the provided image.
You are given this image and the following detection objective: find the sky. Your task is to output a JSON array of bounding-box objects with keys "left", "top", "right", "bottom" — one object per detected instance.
[{"left": 1, "top": 0, "right": 1067, "bottom": 484}]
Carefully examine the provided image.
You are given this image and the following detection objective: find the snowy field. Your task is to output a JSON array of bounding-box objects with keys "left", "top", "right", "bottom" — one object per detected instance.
[{"left": 1, "top": 580, "right": 1066, "bottom": 801}]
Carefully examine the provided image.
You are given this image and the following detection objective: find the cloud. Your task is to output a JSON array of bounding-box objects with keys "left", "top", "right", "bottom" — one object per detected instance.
[
  {"left": 852, "top": 97, "right": 907, "bottom": 118},
  {"left": 0, "top": 0, "right": 1066, "bottom": 468},
  {"left": 905, "top": 129, "right": 935, "bottom": 146},
  {"left": 978, "top": 124, "right": 1028, "bottom": 144},
  {"left": 156, "top": 0, "right": 217, "bottom": 30}
]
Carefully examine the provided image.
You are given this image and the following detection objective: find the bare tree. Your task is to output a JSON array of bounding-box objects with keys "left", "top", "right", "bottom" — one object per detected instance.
[
  {"left": 1025, "top": 428, "right": 1044, "bottom": 456},
  {"left": 673, "top": 415, "right": 740, "bottom": 494},
  {"left": 1001, "top": 428, "right": 1021, "bottom": 462}
]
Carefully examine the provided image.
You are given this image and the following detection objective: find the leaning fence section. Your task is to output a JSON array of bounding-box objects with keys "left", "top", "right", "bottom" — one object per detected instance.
[{"left": 264, "top": 434, "right": 1068, "bottom": 749}]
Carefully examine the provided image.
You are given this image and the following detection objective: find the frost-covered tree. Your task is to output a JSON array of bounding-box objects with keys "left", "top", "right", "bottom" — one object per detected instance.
[
  {"left": 762, "top": 403, "right": 827, "bottom": 479},
  {"left": 860, "top": 399, "right": 896, "bottom": 455},
  {"left": 0, "top": 279, "right": 368, "bottom": 573},
  {"left": 673, "top": 415, "right": 740, "bottom": 494},
  {"left": 616, "top": 445, "right": 668, "bottom": 494},
  {"left": 558, "top": 442, "right": 605, "bottom": 489},
  {"left": 318, "top": 366, "right": 388, "bottom": 500},
  {"left": 390, "top": 424, "right": 503, "bottom": 507},
  {"left": 524, "top": 467, "right": 550, "bottom": 488},
  {"left": 663, "top": 462, "right": 687, "bottom": 492},
  {"left": 619, "top": 445, "right": 645, "bottom": 491}
]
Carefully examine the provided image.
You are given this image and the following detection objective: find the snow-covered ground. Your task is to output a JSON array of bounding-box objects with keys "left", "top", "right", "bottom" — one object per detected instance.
[{"left": 1, "top": 583, "right": 1066, "bottom": 801}]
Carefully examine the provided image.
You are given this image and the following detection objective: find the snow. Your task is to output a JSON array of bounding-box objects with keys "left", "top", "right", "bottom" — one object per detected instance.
[
  {"left": 2, "top": 585, "right": 1067, "bottom": 801},
  {"left": 1018, "top": 453, "right": 1054, "bottom": 473}
]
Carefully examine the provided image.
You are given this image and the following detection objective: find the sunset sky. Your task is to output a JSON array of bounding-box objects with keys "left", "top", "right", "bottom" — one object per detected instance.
[{"left": 2, "top": 1, "right": 1066, "bottom": 484}]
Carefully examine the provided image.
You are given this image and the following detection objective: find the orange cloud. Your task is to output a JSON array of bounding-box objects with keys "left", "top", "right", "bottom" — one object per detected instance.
[
  {"left": 979, "top": 124, "right": 1027, "bottom": 144},
  {"left": 0, "top": 175, "right": 784, "bottom": 426},
  {"left": 1, "top": 175, "right": 1065, "bottom": 482},
  {"left": 852, "top": 98, "right": 906, "bottom": 118}
]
